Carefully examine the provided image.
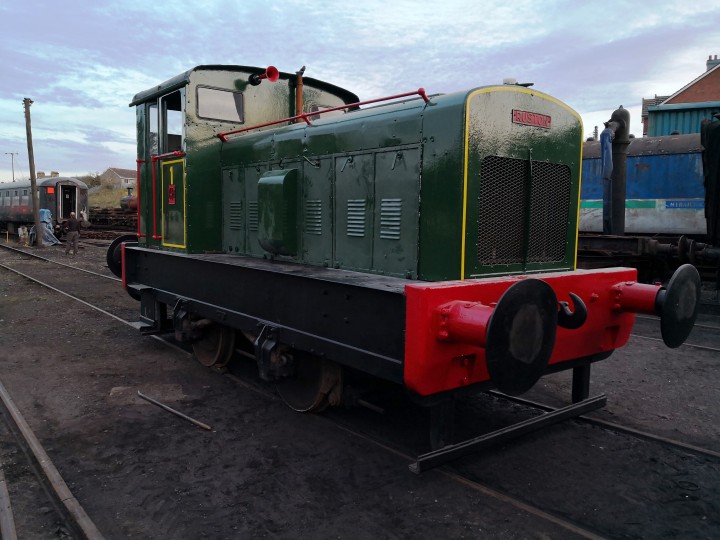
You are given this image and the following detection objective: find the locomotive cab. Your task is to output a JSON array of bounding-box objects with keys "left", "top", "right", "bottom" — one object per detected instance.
[{"left": 129, "top": 65, "right": 359, "bottom": 253}]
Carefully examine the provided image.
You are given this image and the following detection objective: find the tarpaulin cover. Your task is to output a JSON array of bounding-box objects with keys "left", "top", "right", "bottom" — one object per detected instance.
[{"left": 29, "top": 208, "right": 60, "bottom": 246}]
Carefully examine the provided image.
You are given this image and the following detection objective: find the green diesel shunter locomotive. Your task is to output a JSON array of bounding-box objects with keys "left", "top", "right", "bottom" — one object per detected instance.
[{"left": 111, "top": 64, "right": 699, "bottom": 459}]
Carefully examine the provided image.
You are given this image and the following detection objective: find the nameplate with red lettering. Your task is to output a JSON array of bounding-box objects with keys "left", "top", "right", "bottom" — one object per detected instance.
[{"left": 512, "top": 109, "right": 551, "bottom": 129}]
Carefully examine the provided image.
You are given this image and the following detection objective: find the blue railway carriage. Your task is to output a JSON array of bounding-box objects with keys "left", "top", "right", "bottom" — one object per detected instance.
[
  {"left": 0, "top": 176, "right": 89, "bottom": 234},
  {"left": 580, "top": 134, "right": 706, "bottom": 236}
]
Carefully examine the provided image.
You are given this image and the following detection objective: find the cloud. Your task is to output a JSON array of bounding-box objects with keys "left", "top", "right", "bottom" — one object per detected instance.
[{"left": 0, "top": 0, "right": 719, "bottom": 180}]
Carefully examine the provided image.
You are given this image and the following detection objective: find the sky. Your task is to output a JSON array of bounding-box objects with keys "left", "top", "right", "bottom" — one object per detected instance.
[{"left": 0, "top": 0, "right": 719, "bottom": 182}]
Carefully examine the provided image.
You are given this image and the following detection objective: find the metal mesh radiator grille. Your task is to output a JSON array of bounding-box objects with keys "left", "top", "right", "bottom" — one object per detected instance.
[
  {"left": 477, "top": 156, "right": 526, "bottom": 265},
  {"left": 477, "top": 156, "right": 571, "bottom": 266},
  {"left": 527, "top": 161, "right": 572, "bottom": 262}
]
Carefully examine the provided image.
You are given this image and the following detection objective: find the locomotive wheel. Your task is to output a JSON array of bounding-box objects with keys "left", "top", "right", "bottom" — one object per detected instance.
[
  {"left": 192, "top": 324, "right": 236, "bottom": 367},
  {"left": 658, "top": 264, "right": 701, "bottom": 348},
  {"left": 106, "top": 234, "right": 138, "bottom": 278},
  {"left": 276, "top": 354, "right": 342, "bottom": 413},
  {"left": 485, "top": 279, "right": 558, "bottom": 396}
]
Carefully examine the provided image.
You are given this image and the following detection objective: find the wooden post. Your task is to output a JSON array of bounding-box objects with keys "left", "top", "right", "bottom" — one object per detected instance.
[{"left": 23, "top": 98, "right": 43, "bottom": 248}]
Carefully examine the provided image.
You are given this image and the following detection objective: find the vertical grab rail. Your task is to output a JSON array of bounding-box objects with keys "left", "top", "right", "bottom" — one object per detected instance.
[
  {"left": 135, "top": 158, "right": 145, "bottom": 238},
  {"left": 150, "top": 155, "right": 159, "bottom": 240},
  {"left": 149, "top": 151, "right": 185, "bottom": 241}
]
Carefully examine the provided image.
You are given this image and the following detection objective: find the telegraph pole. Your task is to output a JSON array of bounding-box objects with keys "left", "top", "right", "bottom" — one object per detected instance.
[
  {"left": 23, "top": 98, "right": 43, "bottom": 248},
  {"left": 4, "top": 152, "right": 18, "bottom": 182}
]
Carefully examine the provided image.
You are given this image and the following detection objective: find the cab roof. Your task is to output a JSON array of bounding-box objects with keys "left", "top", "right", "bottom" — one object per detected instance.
[{"left": 129, "top": 65, "right": 359, "bottom": 107}]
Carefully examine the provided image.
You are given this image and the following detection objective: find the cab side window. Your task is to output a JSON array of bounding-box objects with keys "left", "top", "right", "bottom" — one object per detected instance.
[
  {"left": 159, "top": 89, "right": 185, "bottom": 154},
  {"left": 148, "top": 102, "right": 159, "bottom": 155},
  {"left": 143, "top": 89, "right": 185, "bottom": 160}
]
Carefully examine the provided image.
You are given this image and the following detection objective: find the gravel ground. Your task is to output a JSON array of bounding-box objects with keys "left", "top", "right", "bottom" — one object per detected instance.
[{"left": 0, "top": 242, "right": 719, "bottom": 539}]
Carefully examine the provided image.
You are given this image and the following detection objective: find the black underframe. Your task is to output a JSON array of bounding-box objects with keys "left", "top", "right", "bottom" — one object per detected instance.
[
  {"left": 125, "top": 246, "right": 407, "bottom": 383},
  {"left": 124, "top": 246, "right": 609, "bottom": 399}
]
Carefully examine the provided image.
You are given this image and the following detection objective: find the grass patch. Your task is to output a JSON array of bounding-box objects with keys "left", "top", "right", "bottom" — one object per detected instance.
[{"left": 89, "top": 186, "right": 125, "bottom": 209}]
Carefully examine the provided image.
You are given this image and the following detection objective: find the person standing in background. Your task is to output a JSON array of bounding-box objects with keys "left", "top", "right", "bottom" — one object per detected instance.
[{"left": 64, "top": 211, "right": 82, "bottom": 256}]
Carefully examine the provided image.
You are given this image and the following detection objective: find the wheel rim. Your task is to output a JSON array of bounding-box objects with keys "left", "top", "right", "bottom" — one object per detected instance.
[
  {"left": 192, "top": 324, "right": 236, "bottom": 367},
  {"left": 276, "top": 354, "right": 342, "bottom": 412}
]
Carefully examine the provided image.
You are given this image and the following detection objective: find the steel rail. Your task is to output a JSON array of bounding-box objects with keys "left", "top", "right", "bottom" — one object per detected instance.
[
  {"left": 630, "top": 313, "right": 720, "bottom": 352},
  {"left": 0, "top": 243, "right": 120, "bottom": 282},
  {"left": 487, "top": 390, "right": 720, "bottom": 461},
  {"left": 0, "top": 261, "right": 189, "bottom": 357},
  {"left": 0, "top": 379, "right": 105, "bottom": 539},
  {"left": 0, "top": 262, "right": 132, "bottom": 325},
  {"left": 0, "top": 469, "right": 17, "bottom": 540},
  {"left": 222, "top": 373, "right": 606, "bottom": 540},
  {"left": 634, "top": 313, "right": 720, "bottom": 332},
  {"left": 630, "top": 333, "right": 720, "bottom": 354}
]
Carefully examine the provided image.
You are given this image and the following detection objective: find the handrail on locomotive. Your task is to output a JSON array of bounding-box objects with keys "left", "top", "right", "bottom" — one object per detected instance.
[{"left": 217, "top": 74, "right": 431, "bottom": 142}]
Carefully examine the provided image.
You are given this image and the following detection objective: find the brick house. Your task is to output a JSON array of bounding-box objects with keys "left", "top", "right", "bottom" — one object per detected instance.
[
  {"left": 642, "top": 55, "right": 720, "bottom": 136},
  {"left": 640, "top": 95, "right": 670, "bottom": 136},
  {"left": 100, "top": 167, "right": 136, "bottom": 190}
]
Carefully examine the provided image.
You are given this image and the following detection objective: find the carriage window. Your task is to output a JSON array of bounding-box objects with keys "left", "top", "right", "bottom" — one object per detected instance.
[
  {"left": 160, "top": 89, "right": 184, "bottom": 153},
  {"left": 197, "top": 87, "right": 244, "bottom": 123}
]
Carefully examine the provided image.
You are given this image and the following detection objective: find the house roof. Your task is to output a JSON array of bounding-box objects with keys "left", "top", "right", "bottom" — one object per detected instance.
[
  {"left": 103, "top": 167, "right": 136, "bottom": 180},
  {"left": 642, "top": 95, "right": 670, "bottom": 118},
  {"left": 661, "top": 63, "right": 720, "bottom": 104}
]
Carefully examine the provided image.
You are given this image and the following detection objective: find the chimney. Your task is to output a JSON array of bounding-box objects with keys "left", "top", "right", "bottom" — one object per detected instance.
[
  {"left": 707, "top": 54, "right": 720, "bottom": 72},
  {"left": 37, "top": 171, "right": 45, "bottom": 178},
  {"left": 50, "top": 171, "right": 59, "bottom": 177}
]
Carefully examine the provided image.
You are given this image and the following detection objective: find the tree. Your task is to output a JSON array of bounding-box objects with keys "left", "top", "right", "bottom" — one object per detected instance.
[{"left": 78, "top": 172, "right": 102, "bottom": 188}]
